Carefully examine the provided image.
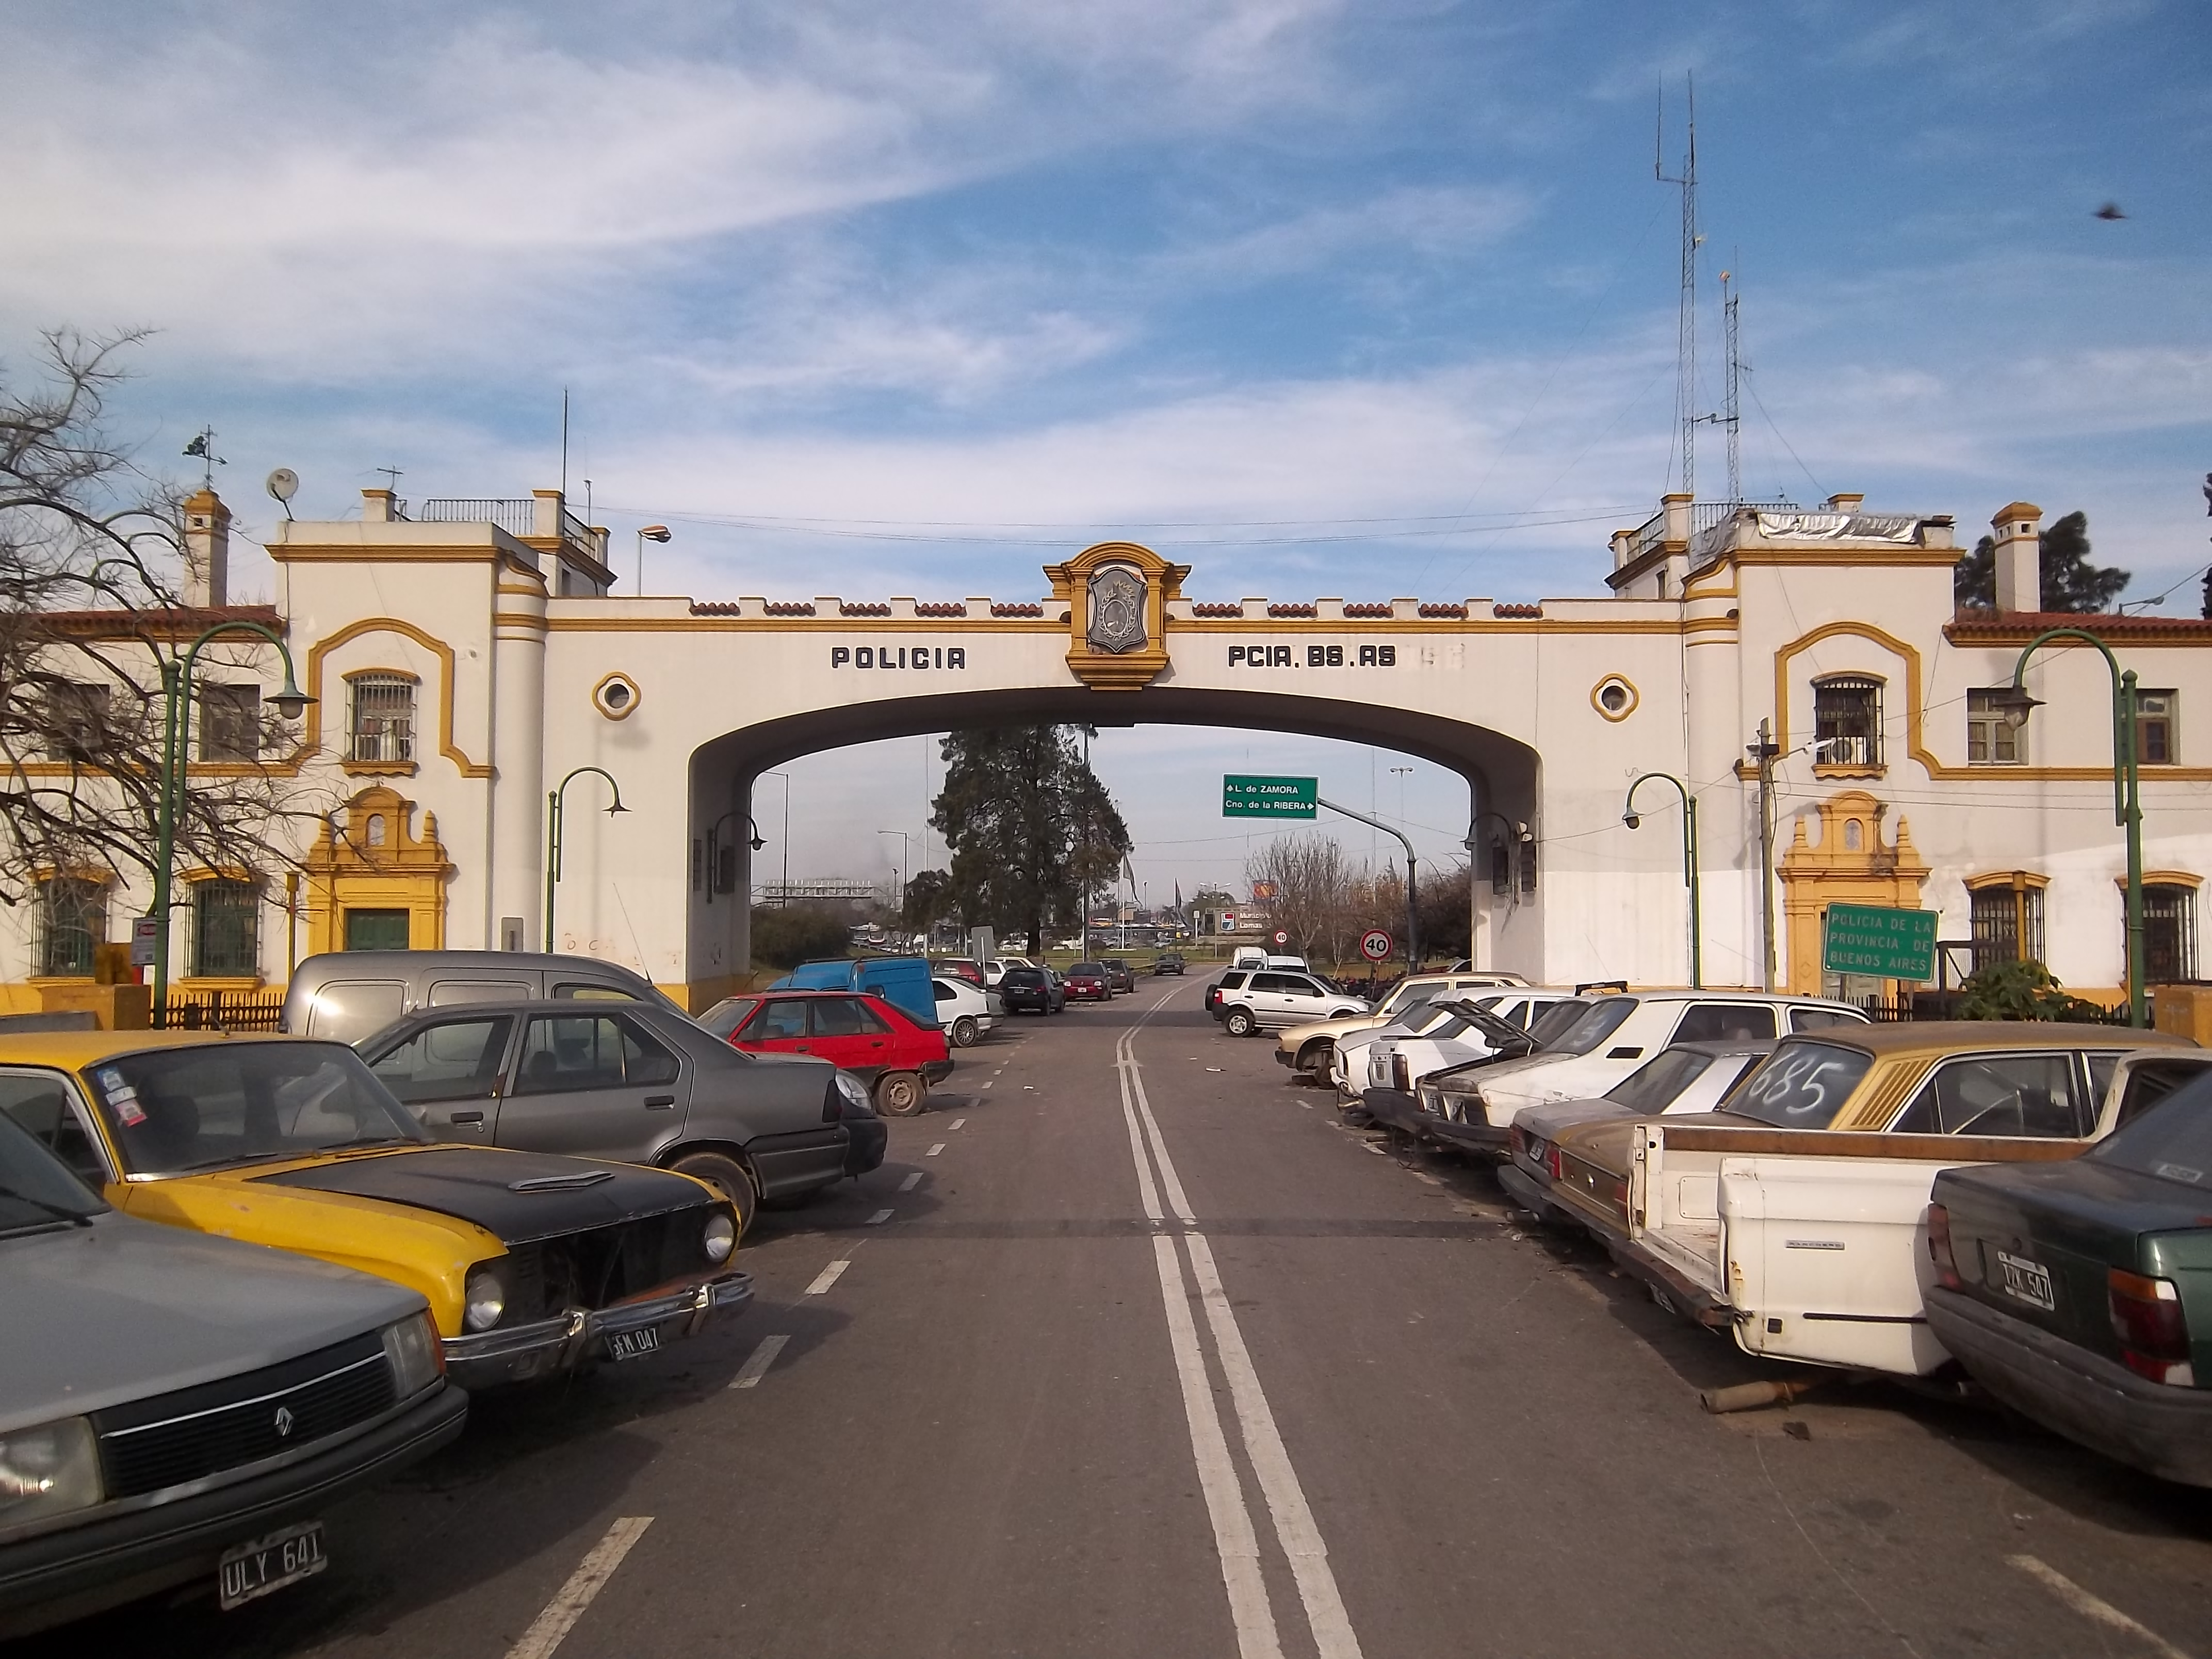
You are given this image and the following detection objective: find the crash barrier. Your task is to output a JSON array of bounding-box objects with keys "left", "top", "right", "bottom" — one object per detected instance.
[{"left": 162, "top": 991, "right": 285, "bottom": 1032}]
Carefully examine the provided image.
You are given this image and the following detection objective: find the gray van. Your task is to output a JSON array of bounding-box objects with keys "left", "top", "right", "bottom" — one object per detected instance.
[{"left": 281, "top": 950, "right": 684, "bottom": 1043}]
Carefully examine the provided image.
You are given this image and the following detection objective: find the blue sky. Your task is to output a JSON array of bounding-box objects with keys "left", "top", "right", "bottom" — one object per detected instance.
[{"left": 6, "top": 1, "right": 2207, "bottom": 899}]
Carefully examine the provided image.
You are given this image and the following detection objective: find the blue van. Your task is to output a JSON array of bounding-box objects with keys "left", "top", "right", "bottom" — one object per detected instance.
[{"left": 771, "top": 956, "right": 940, "bottom": 1028}]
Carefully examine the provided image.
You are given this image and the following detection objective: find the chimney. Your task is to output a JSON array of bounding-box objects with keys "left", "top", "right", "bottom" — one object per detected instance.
[
  {"left": 1824, "top": 492, "right": 1864, "bottom": 515},
  {"left": 182, "top": 489, "right": 230, "bottom": 607},
  {"left": 1991, "top": 502, "right": 2042, "bottom": 613}
]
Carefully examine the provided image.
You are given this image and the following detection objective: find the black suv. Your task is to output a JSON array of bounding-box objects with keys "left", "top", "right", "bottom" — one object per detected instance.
[{"left": 998, "top": 965, "right": 1065, "bottom": 1015}]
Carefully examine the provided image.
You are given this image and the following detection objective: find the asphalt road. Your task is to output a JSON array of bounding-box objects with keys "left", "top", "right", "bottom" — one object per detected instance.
[{"left": 25, "top": 978, "right": 2212, "bottom": 1658}]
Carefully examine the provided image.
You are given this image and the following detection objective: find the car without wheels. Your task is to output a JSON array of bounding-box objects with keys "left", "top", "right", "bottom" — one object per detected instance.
[
  {"left": 701, "top": 989, "right": 951, "bottom": 1118},
  {"left": 0, "top": 1103, "right": 467, "bottom": 1639},
  {"left": 365, "top": 998, "right": 886, "bottom": 1233},
  {"left": 0, "top": 1031, "right": 753, "bottom": 1393}
]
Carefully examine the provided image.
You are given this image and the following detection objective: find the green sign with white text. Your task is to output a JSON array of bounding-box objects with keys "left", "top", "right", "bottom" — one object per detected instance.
[
  {"left": 1823, "top": 902, "right": 1938, "bottom": 981},
  {"left": 1223, "top": 775, "right": 1318, "bottom": 818}
]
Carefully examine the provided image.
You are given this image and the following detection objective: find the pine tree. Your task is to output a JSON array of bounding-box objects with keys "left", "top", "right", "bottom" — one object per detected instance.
[{"left": 1954, "top": 511, "right": 2129, "bottom": 612}]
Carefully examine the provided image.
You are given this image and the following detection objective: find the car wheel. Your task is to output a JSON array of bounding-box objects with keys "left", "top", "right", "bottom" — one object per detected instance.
[
  {"left": 671, "top": 1150, "right": 760, "bottom": 1238},
  {"left": 1224, "top": 1008, "right": 1256, "bottom": 1038},
  {"left": 951, "top": 1015, "right": 979, "bottom": 1047},
  {"left": 1297, "top": 1040, "right": 1331, "bottom": 1074},
  {"left": 875, "top": 1070, "right": 926, "bottom": 1116}
]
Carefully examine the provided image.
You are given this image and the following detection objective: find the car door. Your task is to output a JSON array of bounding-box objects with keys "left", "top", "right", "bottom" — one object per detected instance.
[
  {"left": 1246, "top": 972, "right": 1297, "bottom": 1024},
  {"left": 810, "top": 995, "right": 896, "bottom": 1079},
  {"left": 496, "top": 1011, "right": 687, "bottom": 1162},
  {"left": 365, "top": 1014, "right": 516, "bottom": 1142},
  {"left": 736, "top": 997, "right": 816, "bottom": 1057}
]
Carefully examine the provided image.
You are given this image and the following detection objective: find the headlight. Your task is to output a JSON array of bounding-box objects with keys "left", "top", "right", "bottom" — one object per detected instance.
[
  {"left": 463, "top": 1265, "right": 507, "bottom": 1332},
  {"left": 702, "top": 1210, "right": 737, "bottom": 1264},
  {"left": 835, "top": 1071, "right": 874, "bottom": 1118},
  {"left": 0, "top": 1417, "right": 102, "bottom": 1526},
  {"left": 381, "top": 1310, "right": 444, "bottom": 1395}
]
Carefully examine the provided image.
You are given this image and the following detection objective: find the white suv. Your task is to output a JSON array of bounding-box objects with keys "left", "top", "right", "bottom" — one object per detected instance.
[{"left": 1219, "top": 970, "right": 1369, "bottom": 1036}]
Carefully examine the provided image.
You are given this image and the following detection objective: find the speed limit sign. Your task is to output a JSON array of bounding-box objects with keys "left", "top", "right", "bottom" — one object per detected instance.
[
  {"left": 1360, "top": 929, "right": 1394, "bottom": 962},
  {"left": 1272, "top": 930, "right": 1290, "bottom": 948}
]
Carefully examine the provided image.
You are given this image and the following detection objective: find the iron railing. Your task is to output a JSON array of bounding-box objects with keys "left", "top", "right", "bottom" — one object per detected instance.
[
  {"left": 417, "top": 498, "right": 538, "bottom": 537},
  {"left": 162, "top": 991, "right": 285, "bottom": 1032}
]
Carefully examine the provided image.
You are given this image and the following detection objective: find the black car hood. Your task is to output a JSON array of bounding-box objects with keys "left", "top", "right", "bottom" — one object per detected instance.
[{"left": 252, "top": 1147, "right": 712, "bottom": 1246}]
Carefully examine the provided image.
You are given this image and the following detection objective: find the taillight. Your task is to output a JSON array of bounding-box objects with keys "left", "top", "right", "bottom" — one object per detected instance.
[
  {"left": 1543, "top": 1142, "right": 1563, "bottom": 1181},
  {"left": 2109, "top": 1268, "right": 2195, "bottom": 1386},
  {"left": 1389, "top": 1054, "right": 1409, "bottom": 1092},
  {"left": 1926, "top": 1202, "right": 1962, "bottom": 1291},
  {"left": 1508, "top": 1126, "right": 1526, "bottom": 1157}
]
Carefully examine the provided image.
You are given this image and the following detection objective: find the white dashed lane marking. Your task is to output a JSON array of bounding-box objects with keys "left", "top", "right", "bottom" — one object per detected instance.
[
  {"left": 2009, "top": 1555, "right": 2195, "bottom": 1659},
  {"left": 505, "top": 1516, "right": 653, "bottom": 1659},
  {"left": 948, "top": 1118, "right": 966, "bottom": 1130},
  {"left": 729, "top": 1334, "right": 789, "bottom": 1390},
  {"left": 867, "top": 1208, "right": 894, "bottom": 1225},
  {"left": 926, "top": 1143, "right": 946, "bottom": 1157},
  {"left": 899, "top": 1171, "right": 923, "bottom": 1191},
  {"left": 804, "top": 1260, "right": 852, "bottom": 1296}
]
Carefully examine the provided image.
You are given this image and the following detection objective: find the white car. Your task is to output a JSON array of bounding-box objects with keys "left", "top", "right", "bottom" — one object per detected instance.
[
  {"left": 931, "top": 975, "right": 997, "bottom": 1047},
  {"left": 1218, "top": 969, "right": 1369, "bottom": 1036},
  {"left": 1362, "top": 999, "right": 1535, "bottom": 1093},
  {"left": 1445, "top": 991, "right": 1871, "bottom": 1152},
  {"left": 1331, "top": 998, "right": 1485, "bottom": 1092},
  {"left": 1274, "top": 972, "right": 1538, "bottom": 1077}
]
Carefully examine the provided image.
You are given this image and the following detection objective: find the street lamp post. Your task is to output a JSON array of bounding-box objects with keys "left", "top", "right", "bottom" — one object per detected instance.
[
  {"left": 634, "top": 525, "right": 670, "bottom": 595},
  {"left": 1990, "top": 630, "right": 2147, "bottom": 1027},
  {"left": 763, "top": 771, "right": 790, "bottom": 900},
  {"left": 877, "top": 829, "right": 912, "bottom": 928},
  {"left": 702, "top": 810, "right": 766, "bottom": 905},
  {"left": 545, "top": 767, "right": 628, "bottom": 953},
  {"left": 150, "top": 622, "right": 313, "bottom": 1026},
  {"left": 1622, "top": 773, "right": 1702, "bottom": 989}
]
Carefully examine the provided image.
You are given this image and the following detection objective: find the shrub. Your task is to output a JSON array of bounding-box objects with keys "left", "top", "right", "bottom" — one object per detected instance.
[
  {"left": 750, "top": 905, "right": 853, "bottom": 970},
  {"left": 1956, "top": 958, "right": 2109, "bottom": 1023}
]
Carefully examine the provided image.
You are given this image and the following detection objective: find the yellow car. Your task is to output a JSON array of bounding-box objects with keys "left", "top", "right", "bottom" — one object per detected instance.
[{"left": 0, "top": 1031, "right": 751, "bottom": 1389}]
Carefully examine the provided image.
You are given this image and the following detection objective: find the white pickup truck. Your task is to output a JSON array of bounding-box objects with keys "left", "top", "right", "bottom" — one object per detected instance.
[{"left": 1531, "top": 1024, "right": 2209, "bottom": 1376}]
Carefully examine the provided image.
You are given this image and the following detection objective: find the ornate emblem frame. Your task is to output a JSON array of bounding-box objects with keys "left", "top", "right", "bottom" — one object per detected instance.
[{"left": 1044, "top": 542, "right": 1191, "bottom": 691}]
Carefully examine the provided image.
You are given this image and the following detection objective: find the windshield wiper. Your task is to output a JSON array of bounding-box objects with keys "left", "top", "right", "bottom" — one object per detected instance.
[{"left": 0, "top": 1182, "right": 97, "bottom": 1227}]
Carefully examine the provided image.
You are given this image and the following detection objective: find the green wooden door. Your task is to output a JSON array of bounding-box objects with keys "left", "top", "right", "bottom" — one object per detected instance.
[{"left": 344, "top": 908, "right": 412, "bottom": 952}]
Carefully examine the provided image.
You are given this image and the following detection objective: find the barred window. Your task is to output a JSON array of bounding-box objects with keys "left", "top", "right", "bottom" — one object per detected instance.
[
  {"left": 43, "top": 682, "right": 112, "bottom": 759},
  {"left": 1965, "top": 689, "right": 2026, "bottom": 765},
  {"left": 37, "top": 879, "right": 105, "bottom": 978},
  {"left": 1970, "top": 880, "right": 2044, "bottom": 974},
  {"left": 347, "top": 674, "right": 416, "bottom": 763},
  {"left": 2143, "top": 884, "right": 2197, "bottom": 986},
  {"left": 199, "top": 684, "right": 261, "bottom": 761},
  {"left": 191, "top": 880, "right": 261, "bottom": 978},
  {"left": 1814, "top": 675, "right": 1882, "bottom": 768}
]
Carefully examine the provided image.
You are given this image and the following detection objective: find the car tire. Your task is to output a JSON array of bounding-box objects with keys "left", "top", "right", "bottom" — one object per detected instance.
[
  {"left": 670, "top": 1150, "right": 760, "bottom": 1238},
  {"left": 951, "top": 1015, "right": 979, "bottom": 1047},
  {"left": 875, "top": 1070, "right": 926, "bottom": 1116},
  {"left": 1224, "top": 1008, "right": 1256, "bottom": 1038},
  {"left": 1296, "top": 1039, "right": 1331, "bottom": 1074}
]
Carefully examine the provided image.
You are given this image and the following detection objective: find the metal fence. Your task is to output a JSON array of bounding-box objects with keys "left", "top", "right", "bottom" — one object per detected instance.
[
  {"left": 1856, "top": 992, "right": 2134, "bottom": 1026},
  {"left": 161, "top": 991, "right": 285, "bottom": 1032}
]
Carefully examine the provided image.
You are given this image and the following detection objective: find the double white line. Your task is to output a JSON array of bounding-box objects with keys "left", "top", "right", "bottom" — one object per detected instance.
[{"left": 1116, "top": 999, "right": 1364, "bottom": 1659}]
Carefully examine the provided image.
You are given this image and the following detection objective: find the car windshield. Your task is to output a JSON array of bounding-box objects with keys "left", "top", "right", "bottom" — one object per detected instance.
[
  {"left": 1526, "top": 1001, "right": 1589, "bottom": 1049},
  {"left": 1391, "top": 1002, "right": 1461, "bottom": 1036},
  {"left": 0, "top": 1100, "right": 106, "bottom": 1230},
  {"left": 1604, "top": 1049, "right": 1711, "bottom": 1114},
  {"left": 697, "top": 997, "right": 759, "bottom": 1040},
  {"left": 1542, "top": 999, "right": 1638, "bottom": 1056},
  {"left": 85, "top": 1042, "right": 429, "bottom": 1176},
  {"left": 1725, "top": 1040, "right": 1878, "bottom": 1130},
  {"left": 2089, "top": 1070, "right": 2212, "bottom": 1188}
]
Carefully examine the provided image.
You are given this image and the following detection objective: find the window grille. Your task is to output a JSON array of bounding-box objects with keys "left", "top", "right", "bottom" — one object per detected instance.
[
  {"left": 1965, "top": 689, "right": 2026, "bottom": 765},
  {"left": 198, "top": 684, "right": 261, "bottom": 761},
  {"left": 2143, "top": 884, "right": 2197, "bottom": 985},
  {"left": 348, "top": 675, "right": 416, "bottom": 763},
  {"left": 2136, "top": 690, "right": 2178, "bottom": 766},
  {"left": 192, "top": 880, "right": 261, "bottom": 978},
  {"left": 1814, "top": 675, "right": 1882, "bottom": 767},
  {"left": 44, "top": 682, "right": 112, "bottom": 758},
  {"left": 1970, "top": 880, "right": 2043, "bottom": 974},
  {"left": 37, "top": 879, "right": 104, "bottom": 977}
]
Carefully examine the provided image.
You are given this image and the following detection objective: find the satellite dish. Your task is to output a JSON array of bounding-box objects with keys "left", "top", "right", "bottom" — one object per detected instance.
[{"left": 265, "top": 468, "right": 299, "bottom": 503}]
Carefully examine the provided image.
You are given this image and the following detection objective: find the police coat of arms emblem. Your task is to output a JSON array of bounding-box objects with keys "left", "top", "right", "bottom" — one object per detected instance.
[{"left": 1087, "top": 565, "right": 1147, "bottom": 656}]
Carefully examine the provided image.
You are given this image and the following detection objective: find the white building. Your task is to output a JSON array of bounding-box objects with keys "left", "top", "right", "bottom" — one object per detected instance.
[{"left": 7, "top": 483, "right": 2206, "bottom": 1016}]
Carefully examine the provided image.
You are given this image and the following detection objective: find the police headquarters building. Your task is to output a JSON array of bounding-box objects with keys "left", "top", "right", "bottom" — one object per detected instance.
[{"left": 9, "top": 484, "right": 2208, "bottom": 1014}]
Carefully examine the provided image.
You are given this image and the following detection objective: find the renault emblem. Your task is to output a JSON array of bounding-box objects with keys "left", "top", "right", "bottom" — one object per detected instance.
[{"left": 274, "top": 1406, "right": 296, "bottom": 1438}]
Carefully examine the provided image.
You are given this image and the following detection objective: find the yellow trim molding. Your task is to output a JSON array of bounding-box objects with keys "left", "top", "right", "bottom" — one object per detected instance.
[
  {"left": 1779, "top": 790, "right": 1929, "bottom": 995},
  {"left": 1589, "top": 675, "right": 1639, "bottom": 722},
  {"left": 304, "top": 617, "right": 493, "bottom": 779},
  {"left": 302, "top": 785, "right": 453, "bottom": 955}
]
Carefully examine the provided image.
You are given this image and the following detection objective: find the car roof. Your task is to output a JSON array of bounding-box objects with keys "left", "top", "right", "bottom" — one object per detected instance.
[
  {"left": 0, "top": 1029, "right": 323, "bottom": 1069},
  {"left": 1768, "top": 1020, "right": 2190, "bottom": 1056}
]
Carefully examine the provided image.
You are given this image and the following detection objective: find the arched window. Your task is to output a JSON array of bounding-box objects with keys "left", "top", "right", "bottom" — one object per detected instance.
[{"left": 1814, "top": 675, "right": 1883, "bottom": 768}]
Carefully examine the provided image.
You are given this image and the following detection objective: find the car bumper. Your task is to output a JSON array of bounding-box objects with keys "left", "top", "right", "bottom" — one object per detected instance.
[
  {"left": 1274, "top": 1048, "right": 1299, "bottom": 1069},
  {"left": 922, "top": 1059, "right": 954, "bottom": 1084},
  {"left": 1428, "top": 1117, "right": 1509, "bottom": 1154},
  {"left": 1496, "top": 1161, "right": 1572, "bottom": 1223},
  {"left": 442, "top": 1273, "right": 755, "bottom": 1390},
  {"left": 0, "top": 1381, "right": 467, "bottom": 1640},
  {"left": 1360, "top": 1087, "right": 1432, "bottom": 1137},
  {"left": 1926, "top": 1288, "right": 2212, "bottom": 1486},
  {"left": 844, "top": 1117, "right": 889, "bottom": 1176}
]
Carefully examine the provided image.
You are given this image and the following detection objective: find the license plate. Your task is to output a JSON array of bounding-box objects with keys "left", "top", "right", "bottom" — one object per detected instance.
[
  {"left": 219, "top": 1521, "right": 327, "bottom": 1611},
  {"left": 1996, "top": 1250, "right": 2055, "bottom": 1311},
  {"left": 606, "top": 1325, "right": 663, "bottom": 1362}
]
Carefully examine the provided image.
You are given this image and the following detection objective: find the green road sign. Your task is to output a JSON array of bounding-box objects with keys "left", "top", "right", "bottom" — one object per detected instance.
[
  {"left": 1223, "top": 775, "right": 1318, "bottom": 818},
  {"left": 1823, "top": 903, "right": 1938, "bottom": 981}
]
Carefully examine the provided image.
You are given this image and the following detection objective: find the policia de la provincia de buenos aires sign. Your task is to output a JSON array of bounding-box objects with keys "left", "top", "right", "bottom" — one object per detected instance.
[
  {"left": 1821, "top": 902, "right": 1938, "bottom": 982},
  {"left": 1223, "top": 775, "right": 1318, "bottom": 819}
]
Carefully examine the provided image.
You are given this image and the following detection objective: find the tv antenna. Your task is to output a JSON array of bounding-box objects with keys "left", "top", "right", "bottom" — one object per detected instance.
[{"left": 1657, "top": 76, "right": 1702, "bottom": 501}]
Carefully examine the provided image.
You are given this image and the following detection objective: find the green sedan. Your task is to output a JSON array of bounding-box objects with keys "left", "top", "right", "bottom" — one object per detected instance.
[{"left": 1927, "top": 1065, "right": 2212, "bottom": 1485}]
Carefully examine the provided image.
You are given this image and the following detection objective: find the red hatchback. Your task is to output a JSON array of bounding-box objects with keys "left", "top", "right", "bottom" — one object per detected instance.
[
  {"left": 704, "top": 989, "right": 952, "bottom": 1115},
  {"left": 1064, "top": 962, "right": 1111, "bottom": 1001}
]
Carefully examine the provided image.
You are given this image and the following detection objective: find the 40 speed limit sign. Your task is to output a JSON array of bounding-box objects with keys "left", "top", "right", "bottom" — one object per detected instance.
[{"left": 1360, "top": 929, "right": 1394, "bottom": 962}]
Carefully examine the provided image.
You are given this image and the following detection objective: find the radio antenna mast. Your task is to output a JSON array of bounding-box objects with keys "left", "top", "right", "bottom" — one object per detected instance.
[
  {"left": 1657, "top": 75, "right": 1701, "bottom": 500},
  {"left": 1720, "top": 270, "right": 1742, "bottom": 505}
]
